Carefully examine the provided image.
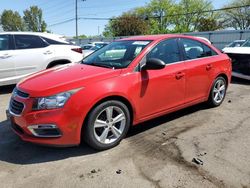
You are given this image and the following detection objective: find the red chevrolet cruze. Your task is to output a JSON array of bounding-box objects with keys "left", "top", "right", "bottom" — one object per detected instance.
[{"left": 8, "top": 35, "right": 231, "bottom": 150}]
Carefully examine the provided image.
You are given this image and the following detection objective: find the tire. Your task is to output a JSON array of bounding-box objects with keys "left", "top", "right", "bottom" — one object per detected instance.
[
  {"left": 83, "top": 100, "right": 131, "bottom": 150},
  {"left": 207, "top": 76, "right": 227, "bottom": 107}
]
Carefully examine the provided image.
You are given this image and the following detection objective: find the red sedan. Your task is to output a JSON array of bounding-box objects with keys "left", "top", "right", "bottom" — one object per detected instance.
[{"left": 8, "top": 35, "right": 231, "bottom": 150}]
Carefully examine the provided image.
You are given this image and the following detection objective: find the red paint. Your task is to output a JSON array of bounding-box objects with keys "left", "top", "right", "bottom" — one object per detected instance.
[{"left": 11, "top": 35, "right": 231, "bottom": 146}]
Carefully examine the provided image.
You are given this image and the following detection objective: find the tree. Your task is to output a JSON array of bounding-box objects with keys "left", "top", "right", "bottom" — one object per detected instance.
[
  {"left": 171, "top": 0, "right": 213, "bottom": 32},
  {"left": 196, "top": 16, "right": 224, "bottom": 31},
  {"left": 103, "top": 13, "right": 149, "bottom": 37},
  {"left": 134, "top": 0, "right": 175, "bottom": 34},
  {"left": 0, "top": 10, "right": 24, "bottom": 31},
  {"left": 221, "top": 0, "right": 250, "bottom": 30},
  {"left": 23, "top": 6, "right": 47, "bottom": 32}
]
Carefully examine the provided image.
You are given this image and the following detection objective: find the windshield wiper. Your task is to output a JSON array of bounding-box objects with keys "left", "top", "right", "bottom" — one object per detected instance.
[{"left": 91, "top": 62, "right": 115, "bottom": 69}]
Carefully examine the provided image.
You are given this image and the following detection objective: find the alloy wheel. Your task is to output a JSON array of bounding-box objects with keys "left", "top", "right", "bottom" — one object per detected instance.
[
  {"left": 93, "top": 106, "right": 126, "bottom": 144},
  {"left": 213, "top": 79, "right": 226, "bottom": 104}
]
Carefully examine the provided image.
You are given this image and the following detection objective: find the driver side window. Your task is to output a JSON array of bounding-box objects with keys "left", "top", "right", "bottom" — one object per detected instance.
[{"left": 146, "top": 38, "right": 181, "bottom": 64}]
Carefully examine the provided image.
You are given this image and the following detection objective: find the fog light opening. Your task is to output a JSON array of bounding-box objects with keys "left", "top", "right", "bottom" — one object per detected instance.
[{"left": 28, "top": 124, "right": 62, "bottom": 138}]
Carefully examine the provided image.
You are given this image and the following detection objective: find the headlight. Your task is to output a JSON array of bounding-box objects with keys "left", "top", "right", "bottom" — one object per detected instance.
[{"left": 33, "top": 88, "right": 81, "bottom": 110}]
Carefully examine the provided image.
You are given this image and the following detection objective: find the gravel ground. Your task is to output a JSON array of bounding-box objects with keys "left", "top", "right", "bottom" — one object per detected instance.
[{"left": 0, "top": 79, "right": 249, "bottom": 188}]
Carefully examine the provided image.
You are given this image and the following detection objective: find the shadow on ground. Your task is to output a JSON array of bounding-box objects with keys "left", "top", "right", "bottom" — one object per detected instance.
[{"left": 0, "top": 102, "right": 207, "bottom": 165}]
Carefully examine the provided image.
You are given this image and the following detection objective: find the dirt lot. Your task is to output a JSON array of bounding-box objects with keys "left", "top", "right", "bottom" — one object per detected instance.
[{"left": 0, "top": 79, "right": 250, "bottom": 188}]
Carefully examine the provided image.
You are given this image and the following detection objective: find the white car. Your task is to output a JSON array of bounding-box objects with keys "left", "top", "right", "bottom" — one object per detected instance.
[
  {"left": 222, "top": 40, "right": 245, "bottom": 52},
  {"left": 0, "top": 32, "right": 83, "bottom": 86},
  {"left": 223, "top": 38, "right": 250, "bottom": 80}
]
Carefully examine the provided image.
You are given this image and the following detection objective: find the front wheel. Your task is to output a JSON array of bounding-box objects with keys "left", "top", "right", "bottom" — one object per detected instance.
[
  {"left": 83, "top": 100, "right": 131, "bottom": 150},
  {"left": 207, "top": 76, "right": 227, "bottom": 107}
]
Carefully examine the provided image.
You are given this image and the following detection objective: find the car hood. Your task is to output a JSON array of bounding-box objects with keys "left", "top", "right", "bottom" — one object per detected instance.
[
  {"left": 17, "top": 64, "right": 121, "bottom": 97},
  {"left": 223, "top": 47, "right": 250, "bottom": 54}
]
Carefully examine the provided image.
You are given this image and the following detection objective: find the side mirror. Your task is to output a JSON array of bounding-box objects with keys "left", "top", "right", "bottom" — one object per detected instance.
[{"left": 141, "top": 58, "right": 165, "bottom": 71}]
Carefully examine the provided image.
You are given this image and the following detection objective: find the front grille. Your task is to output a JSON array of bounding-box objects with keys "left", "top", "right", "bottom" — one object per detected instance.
[
  {"left": 14, "top": 88, "right": 29, "bottom": 98},
  {"left": 34, "top": 128, "right": 61, "bottom": 137},
  {"left": 16, "top": 89, "right": 29, "bottom": 98},
  {"left": 10, "top": 99, "right": 24, "bottom": 115}
]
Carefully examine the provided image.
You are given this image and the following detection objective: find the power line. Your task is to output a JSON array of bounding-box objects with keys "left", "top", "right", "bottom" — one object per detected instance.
[{"left": 48, "top": 4, "right": 250, "bottom": 27}]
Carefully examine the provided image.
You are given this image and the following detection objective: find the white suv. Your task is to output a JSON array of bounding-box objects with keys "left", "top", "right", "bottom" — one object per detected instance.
[{"left": 0, "top": 32, "right": 83, "bottom": 86}]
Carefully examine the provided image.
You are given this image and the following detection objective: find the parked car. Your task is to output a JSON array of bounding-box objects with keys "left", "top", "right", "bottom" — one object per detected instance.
[
  {"left": 81, "top": 43, "right": 95, "bottom": 50},
  {"left": 0, "top": 32, "right": 83, "bottom": 86},
  {"left": 222, "top": 38, "right": 250, "bottom": 80},
  {"left": 223, "top": 40, "right": 245, "bottom": 50},
  {"left": 81, "top": 42, "right": 109, "bottom": 50},
  {"left": 83, "top": 43, "right": 109, "bottom": 57},
  {"left": 8, "top": 35, "right": 231, "bottom": 150}
]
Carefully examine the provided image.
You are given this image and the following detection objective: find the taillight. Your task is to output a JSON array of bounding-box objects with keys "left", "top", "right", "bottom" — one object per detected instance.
[{"left": 71, "top": 48, "right": 82, "bottom": 54}]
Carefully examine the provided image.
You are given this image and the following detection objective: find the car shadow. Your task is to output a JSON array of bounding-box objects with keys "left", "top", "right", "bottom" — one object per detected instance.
[
  {"left": 0, "top": 103, "right": 207, "bottom": 165},
  {"left": 0, "top": 84, "right": 15, "bottom": 94},
  {"left": 127, "top": 103, "right": 207, "bottom": 137}
]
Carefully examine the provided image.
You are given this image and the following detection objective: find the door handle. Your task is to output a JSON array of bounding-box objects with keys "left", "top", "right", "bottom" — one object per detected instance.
[
  {"left": 206, "top": 64, "right": 212, "bottom": 71},
  {"left": 0, "top": 54, "right": 12, "bottom": 59},
  {"left": 43, "top": 50, "right": 53, "bottom": 55},
  {"left": 175, "top": 72, "right": 185, "bottom": 80}
]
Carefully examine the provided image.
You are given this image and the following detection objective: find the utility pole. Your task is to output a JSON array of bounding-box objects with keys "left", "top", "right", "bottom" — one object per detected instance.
[
  {"left": 75, "top": 0, "right": 86, "bottom": 40},
  {"left": 75, "top": 0, "right": 78, "bottom": 39}
]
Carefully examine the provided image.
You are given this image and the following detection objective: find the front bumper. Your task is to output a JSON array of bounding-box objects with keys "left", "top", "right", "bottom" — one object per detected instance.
[{"left": 8, "top": 92, "right": 85, "bottom": 146}]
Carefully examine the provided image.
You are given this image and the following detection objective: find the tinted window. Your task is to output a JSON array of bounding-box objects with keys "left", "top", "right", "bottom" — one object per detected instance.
[
  {"left": 14, "top": 35, "right": 48, "bottom": 49},
  {"left": 181, "top": 38, "right": 217, "bottom": 60},
  {"left": 242, "top": 39, "right": 250, "bottom": 47},
  {"left": 0, "top": 35, "right": 10, "bottom": 51},
  {"left": 146, "top": 38, "right": 181, "bottom": 64},
  {"left": 41, "top": 37, "right": 68, "bottom": 45}
]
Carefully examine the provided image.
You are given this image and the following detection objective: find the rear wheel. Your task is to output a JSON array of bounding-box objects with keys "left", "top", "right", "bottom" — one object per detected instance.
[
  {"left": 83, "top": 100, "right": 131, "bottom": 150},
  {"left": 207, "top": 76, "right": 227, "bottom": 107}
]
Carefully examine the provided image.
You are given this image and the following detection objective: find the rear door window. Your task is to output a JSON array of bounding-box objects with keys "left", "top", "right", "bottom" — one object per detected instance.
[
  {"left": 0, "top": 35, "right": 10, "bottom": 51},
  {"left": 14, "top": 35, "right": 48, "bottom": 49},
  {"left": 181, "top": 38, "right": 217, "bottom": 60}
]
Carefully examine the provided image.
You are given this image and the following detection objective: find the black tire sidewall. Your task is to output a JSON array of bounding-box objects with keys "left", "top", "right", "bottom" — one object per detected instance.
[{"left": 84, "top": 100, "right": 131, "bottom": 150}]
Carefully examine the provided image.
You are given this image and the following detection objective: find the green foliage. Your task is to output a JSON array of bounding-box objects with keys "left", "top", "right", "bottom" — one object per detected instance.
[
  {"left": 220, "top": 0, "right": 250, "bottom": 30},
  {"left": 103, "top": 13, "right": 149, "bottom": 37},
  {"left": 196, "top": 16, "right": 224, "bottom": 32},
  {"left": 134, "top": 0, "right": 175, "bottom": 34},
  {"left": 73, "top": 34, "right": 87, "bottom": 39},
  {"left": 171, "top": 0, "right": 214, "bottom": 32},
  {"left": 0, "top": 10, "right": 24, "bottom": 31},
  {"left": 23, "top": 6, "right": 47, "bottom": 32},
  {"left": 103, "top": 0, "right": 228, "bottom": 36}
]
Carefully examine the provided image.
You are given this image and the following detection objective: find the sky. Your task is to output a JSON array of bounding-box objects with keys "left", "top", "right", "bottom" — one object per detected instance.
[{"left": 0, "top": 0, "right": 229, "bottom": 37}]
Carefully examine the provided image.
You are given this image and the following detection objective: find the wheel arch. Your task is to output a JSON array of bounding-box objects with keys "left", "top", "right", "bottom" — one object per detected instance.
[
  {"left": 80, "top": 95, "right": 135, "bottom": 138},
  {"left": 46, "top": 59, "right": 71, "bottom": 68}
]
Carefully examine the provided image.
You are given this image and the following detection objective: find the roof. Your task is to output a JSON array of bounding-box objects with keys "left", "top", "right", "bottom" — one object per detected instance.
[
  {"left": 0, "top": 31, "right": 69, "bottom": 43},
  {"left": 119, "top": 34, "right": 183, "bottom": 41},
  {"left": 118, "top": 34, "right": 211, "bottom": 44}
]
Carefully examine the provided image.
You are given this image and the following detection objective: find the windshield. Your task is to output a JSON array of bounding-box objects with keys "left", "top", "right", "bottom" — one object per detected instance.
[
  {"left": 228, "top": 41, "right": 245, "bottom": 47},
  {"left": 82, "top": 40, "right": 151, "bottom": 69},
  {"left": 241, "top": 39, "right": 250, "bottom": 47}
]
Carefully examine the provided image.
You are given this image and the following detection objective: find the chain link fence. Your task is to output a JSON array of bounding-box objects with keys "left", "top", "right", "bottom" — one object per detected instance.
[{"left": 71, "top": 30, "right": 250, "bottom": 50}]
